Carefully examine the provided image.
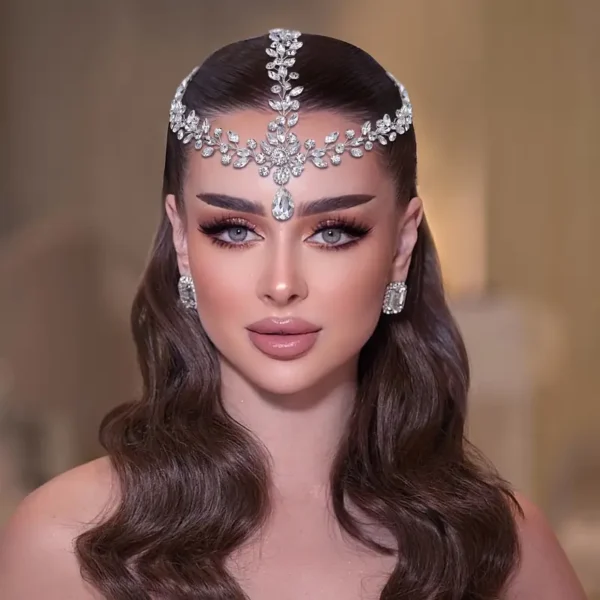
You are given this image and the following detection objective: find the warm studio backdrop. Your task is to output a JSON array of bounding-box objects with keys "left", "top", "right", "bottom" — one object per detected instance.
[{"left": 0, "top": 0, "right": 598, "bottom": 595}]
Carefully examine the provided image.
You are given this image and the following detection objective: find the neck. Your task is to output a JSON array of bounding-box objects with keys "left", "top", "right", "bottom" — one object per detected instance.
[{"left": 219, "top": 359, "right": 358, "bottom": 500}]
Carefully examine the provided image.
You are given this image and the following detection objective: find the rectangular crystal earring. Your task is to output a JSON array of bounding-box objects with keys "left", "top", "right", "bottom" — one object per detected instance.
[{"left": 382, "top": 281, "right": 407, "bottom": 315}]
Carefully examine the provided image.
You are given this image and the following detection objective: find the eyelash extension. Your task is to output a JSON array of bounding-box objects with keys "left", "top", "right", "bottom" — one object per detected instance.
[
  {"left": 197, "top": 216, "right": 372, "bottom": 250},
  {"left": 309, "top": 217, "right": 373, "bottom": 250},
  {"left": 197, "top": 217, "right": 260, "bottom": 249}
]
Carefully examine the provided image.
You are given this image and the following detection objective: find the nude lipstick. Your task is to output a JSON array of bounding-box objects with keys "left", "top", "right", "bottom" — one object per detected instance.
[{"left": 246, "top": 317, "right": 321, "bottom": 360}]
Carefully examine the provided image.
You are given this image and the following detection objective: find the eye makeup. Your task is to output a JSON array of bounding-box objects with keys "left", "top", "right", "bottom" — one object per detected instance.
[{"left": 197, "top": 215, "right": 373, "bottom": 250}]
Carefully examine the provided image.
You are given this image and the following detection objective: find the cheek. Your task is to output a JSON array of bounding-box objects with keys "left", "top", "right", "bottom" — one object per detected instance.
[
  {"left": 313, "top": 242, "right": 392, "bottom": 335},
  {"left": 186, "top": 237, "right": 251, "bottom": 317}
]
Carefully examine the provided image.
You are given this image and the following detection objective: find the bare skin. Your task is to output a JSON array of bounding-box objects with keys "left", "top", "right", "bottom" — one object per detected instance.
[
  {"left": 0, "top": 110, "right": 587, "bottom": 599},
  {"left": 0, "top": 457, "right": 586, "bottom": 599}
]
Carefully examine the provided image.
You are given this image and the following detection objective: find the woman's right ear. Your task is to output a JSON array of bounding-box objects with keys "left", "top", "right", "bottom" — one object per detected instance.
[{"left": 165, "top": 194, "right": 190, "bottom": 274}]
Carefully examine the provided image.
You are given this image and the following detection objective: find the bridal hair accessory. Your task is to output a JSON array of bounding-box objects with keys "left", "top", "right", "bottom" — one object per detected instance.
[
  {"left": 382, "top": 281, "right": 407, "bottom": 315},
  {"left": 178, "top": 275, "right": 197, "bottom": 309},
  {"left": 169, "top": 28, "right": 413, "bottom": 222}
]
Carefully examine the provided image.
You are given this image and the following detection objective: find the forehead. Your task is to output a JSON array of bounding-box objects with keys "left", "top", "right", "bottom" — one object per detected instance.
[{"left": 184, "top": 109, "right": 394, "bottom": 204}]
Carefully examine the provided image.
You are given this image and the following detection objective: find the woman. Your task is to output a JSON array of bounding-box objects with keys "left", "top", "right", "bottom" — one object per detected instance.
[{"left": 0, "top": 29, "right": 585, "bottom": 599}]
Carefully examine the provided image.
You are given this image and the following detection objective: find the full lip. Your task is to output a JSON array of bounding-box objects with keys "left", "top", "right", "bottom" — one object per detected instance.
[{"left": 246, "top": 317, "right": 322, "bottom": 335}]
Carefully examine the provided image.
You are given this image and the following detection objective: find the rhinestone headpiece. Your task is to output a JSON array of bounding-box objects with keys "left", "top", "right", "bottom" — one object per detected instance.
[{"left": 169, "top": 28, "right": 413, "bottom": 221}]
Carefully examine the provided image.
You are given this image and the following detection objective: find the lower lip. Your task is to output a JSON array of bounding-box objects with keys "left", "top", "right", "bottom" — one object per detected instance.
[{"left": 247, "top": 331, "right": 319, "bottom": 360}]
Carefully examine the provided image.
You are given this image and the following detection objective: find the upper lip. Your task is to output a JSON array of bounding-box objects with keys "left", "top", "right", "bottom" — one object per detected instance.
[{"left": 246, "top": 317, "right": 321, "bottom": 335}]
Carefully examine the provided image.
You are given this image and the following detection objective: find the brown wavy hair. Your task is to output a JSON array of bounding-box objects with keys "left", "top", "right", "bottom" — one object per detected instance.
[{"left": 75, "top": 33, "right": 521, "bottom": 599}]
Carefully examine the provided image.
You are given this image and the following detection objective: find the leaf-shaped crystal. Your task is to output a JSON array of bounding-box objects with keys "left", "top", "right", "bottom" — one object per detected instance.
[
  {"left": 183, "top": 133, "right": 194, "bottom": 144},
  {"left": 201, "top": 146, "right": 215, "bottom": 157},
  {"left": 266, "top": 48, "right": 278, "bottom": 57},
  {"left": 195, "top": 140, "right": 203, "bottom": 150},
  {"left": 201, "top": 119, "right": 210, "bottom": 134},
  {"left": 268, "top": 70, "right": 278, "bottom": 80},
  {"left": 287, "top": 112, "right": 299, "bottom": 127},
  {"left": 361, "top": 122, "right": 372, "bottom": 135},
  {"left": 312, "top": 157, "right": 328, "bottom": 169},
  {"left": 269, "top": 99, "right": 283, "bottom": 111},
  {"left": 267, "top": 132, "right": 279, "bottom": 146},
  {"left": 378, "top": 136, "right": 388, "bottom": 145},
  {"left": 289, "top": 72, "right": 299, "bottom": 79},
  {"left": 233, "top": 157, "right": 250, "bottom": 168},
  {"left": 325, "top": 132, "right": 339, "bottom": 144},
  {"left": 271, "top": 84, "right": 282, "bottom": 94},
  {"left": 228, "top": 131, "right": 239, "bottom": 143},
  {"left": 290, "top": 86, "right": 304, "bottom": 97},
  {"left": 350, "top": 148, "right": 364, "bottom": 158},
  {"left": 237, "top": 148, "right": 251, "bottom": 157},
  {"left": 261, "top": 141, "right": 273, "bottom": 155}
]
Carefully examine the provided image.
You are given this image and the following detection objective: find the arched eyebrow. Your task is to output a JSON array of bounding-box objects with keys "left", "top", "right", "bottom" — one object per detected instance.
[{"left": 196, "top": 193, "right": 375, "bottom": 217}]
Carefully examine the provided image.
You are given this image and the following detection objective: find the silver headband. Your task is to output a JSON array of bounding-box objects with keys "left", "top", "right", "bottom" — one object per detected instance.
[{"left": 169, "top": 28, "right": 413, "bottom": 221}]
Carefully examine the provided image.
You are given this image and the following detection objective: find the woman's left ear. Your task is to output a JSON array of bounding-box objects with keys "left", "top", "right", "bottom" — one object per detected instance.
[{"left": 390, "top": 196, "right": 423, "bottom": 281}]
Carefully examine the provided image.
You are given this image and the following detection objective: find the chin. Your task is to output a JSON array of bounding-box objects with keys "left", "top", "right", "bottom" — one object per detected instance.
[
  {"left": 243, "top": 357, "right": 330, "bottom": 397},
  {"left": 227, "top": 346, "right": 361, "bottom": 400},
  {"left": 214, "top": 329, "right": 366, "bottom": 398}
]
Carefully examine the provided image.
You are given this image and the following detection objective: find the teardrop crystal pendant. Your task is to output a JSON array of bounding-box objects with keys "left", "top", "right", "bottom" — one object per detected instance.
[
  {"left": 382, "top": 281, "right": 407, "bottom": 315},
  {"left": 272, "top": 187, "right": 294, "bottom": 221}
]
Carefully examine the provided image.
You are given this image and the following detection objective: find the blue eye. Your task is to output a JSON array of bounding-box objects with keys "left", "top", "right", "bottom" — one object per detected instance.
[
  {"left": 220, "top": 226, "right": 261, "bottom": 244},
  {"left": 309, "top": 228, "right": 350, "bottom": 246},
  {"left": 307, "top": 219, "right": 372, "bottom": 249},
  {"left": 198, "top": 218, "right": 263, "bottom": 248}
]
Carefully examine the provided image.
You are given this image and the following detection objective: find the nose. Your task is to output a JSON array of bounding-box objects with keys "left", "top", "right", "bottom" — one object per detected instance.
[{"left": 256, "top": 241, "right": 308, "bottom": 308}]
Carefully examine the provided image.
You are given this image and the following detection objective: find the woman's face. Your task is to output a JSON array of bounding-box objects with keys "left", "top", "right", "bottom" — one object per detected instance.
[{"left": 167, "top": 110, "right": 421, "bottom": 395}]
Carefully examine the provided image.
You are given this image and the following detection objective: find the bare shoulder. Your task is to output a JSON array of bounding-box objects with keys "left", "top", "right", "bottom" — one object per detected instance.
[
  {"left": 0, "top": 456, "right": 117, "bottom": 600},
  {"left": 503, "top": 492, "right": 586, "bottom": 599}
]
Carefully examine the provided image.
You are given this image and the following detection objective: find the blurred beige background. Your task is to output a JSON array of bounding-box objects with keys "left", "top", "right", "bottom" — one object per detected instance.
[{"left": 0, "top": 0, "right": 598, "bottom": 594}]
